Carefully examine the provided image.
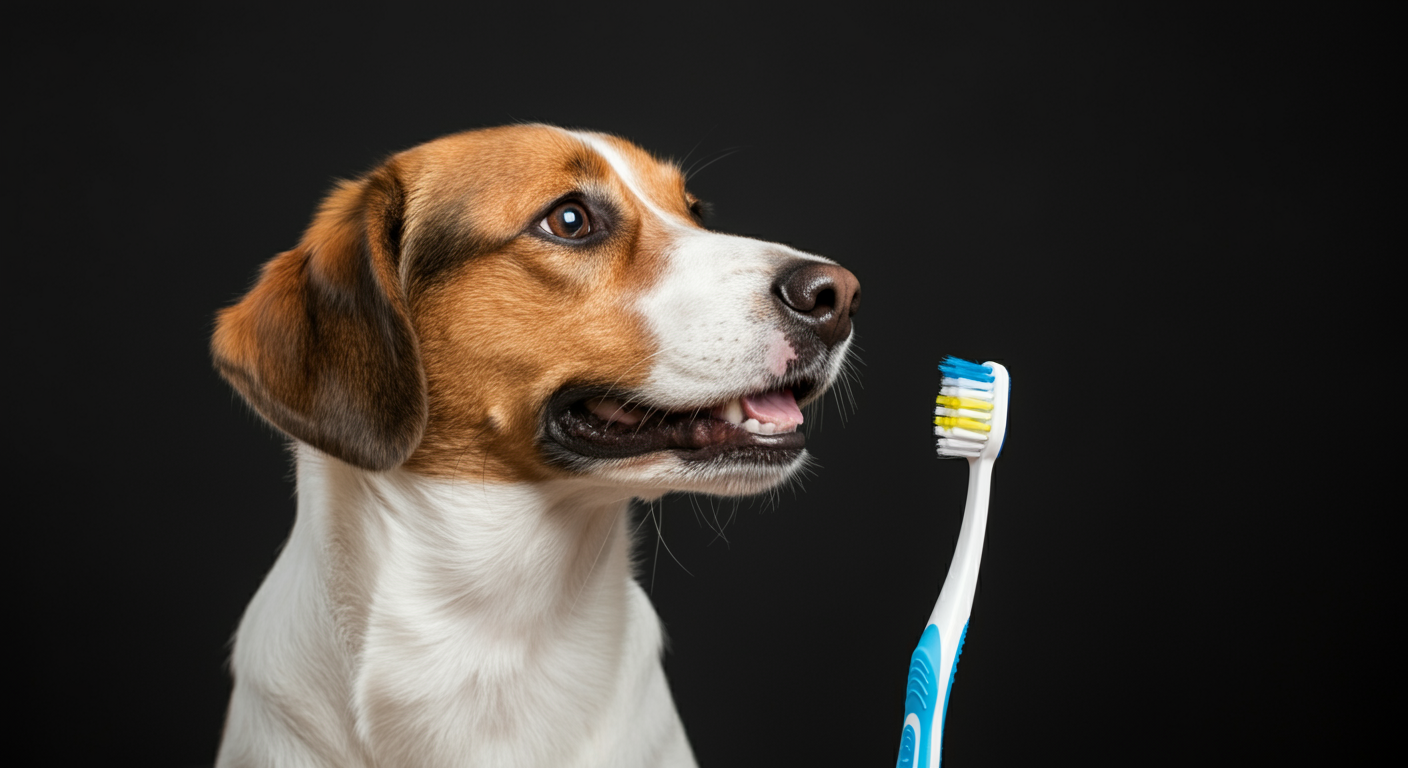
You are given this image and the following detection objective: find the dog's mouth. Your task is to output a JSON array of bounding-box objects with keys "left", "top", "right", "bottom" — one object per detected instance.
[{"left": 543, "top": 380, "right": 817, "bottom": 464}]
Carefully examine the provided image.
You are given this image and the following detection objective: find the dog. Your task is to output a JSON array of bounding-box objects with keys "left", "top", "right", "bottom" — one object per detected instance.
[{"left": 211, "top": 124, "right": 860, "bottom": 767}]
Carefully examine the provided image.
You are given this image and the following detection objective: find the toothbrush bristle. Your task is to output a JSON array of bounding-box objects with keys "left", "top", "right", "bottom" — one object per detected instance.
[{"left": 935, "top": 356, "right": 997, "bottom": 459}]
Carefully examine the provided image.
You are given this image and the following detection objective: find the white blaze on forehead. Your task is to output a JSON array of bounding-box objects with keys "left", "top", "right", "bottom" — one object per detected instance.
[
  {"left": 568, "top": 130, "right": 693, "bottom": 231},
  {"left": 567, "top": 128, "right": 832, "bottom": 408}
]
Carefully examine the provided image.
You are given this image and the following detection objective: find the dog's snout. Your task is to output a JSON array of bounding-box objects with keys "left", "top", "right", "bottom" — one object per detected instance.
[{"left": 772, "top": 262, "right": 860, "bottom": 348}]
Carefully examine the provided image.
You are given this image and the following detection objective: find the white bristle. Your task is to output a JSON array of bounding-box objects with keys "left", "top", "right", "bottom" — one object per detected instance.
[
  {"left": 940, "top": 376, "right": 994, "bottom": 391},
  {"left": 939, "top": 386, "right": 995, "bottom": 402},
  {"left": 935, "top": 426, "right": 990, "bottom": 442},
  {"left": 936, "top": 407, "right": 992, "bottom": 420},
  {"left": 936, "top": 437, "right": 983, "bottom": 457}
]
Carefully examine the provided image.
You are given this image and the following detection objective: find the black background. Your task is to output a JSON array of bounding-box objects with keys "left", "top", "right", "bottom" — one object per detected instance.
[{"left": 11, "top": 4, "right": 1399, "bottom": 765}]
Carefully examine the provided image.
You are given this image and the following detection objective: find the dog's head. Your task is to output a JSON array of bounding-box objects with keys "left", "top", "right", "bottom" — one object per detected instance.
[{"left": 214, "top": 125, "right": 859, "bottom": 496}]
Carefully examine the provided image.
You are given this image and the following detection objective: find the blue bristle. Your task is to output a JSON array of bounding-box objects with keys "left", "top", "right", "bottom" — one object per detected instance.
[{"left": 938, "top": 356, "right": 994, "bottom": 383}]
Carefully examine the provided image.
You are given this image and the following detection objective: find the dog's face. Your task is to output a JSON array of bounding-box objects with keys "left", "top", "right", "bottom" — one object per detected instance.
[{"left": 214, "top": 125, "right": 858, "bottom": 496}]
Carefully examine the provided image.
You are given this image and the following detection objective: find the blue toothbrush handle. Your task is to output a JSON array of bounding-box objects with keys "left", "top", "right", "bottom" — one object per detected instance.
[{"left": 894, "top": 621, "right": 968, "bottom": 768}]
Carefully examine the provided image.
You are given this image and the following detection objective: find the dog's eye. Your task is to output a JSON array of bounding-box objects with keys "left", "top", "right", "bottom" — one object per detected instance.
[{"left": 540, "top": 202, "right": 592, "bottom": 239}]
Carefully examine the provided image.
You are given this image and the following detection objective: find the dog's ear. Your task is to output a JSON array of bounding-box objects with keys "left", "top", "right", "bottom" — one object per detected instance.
[{"left": 212, "top": 163, "right": 427, "bottom": 471}]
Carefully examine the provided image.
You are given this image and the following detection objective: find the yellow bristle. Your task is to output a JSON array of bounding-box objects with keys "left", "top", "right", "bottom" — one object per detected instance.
[
  {"left": 933, "top": 416, "right": 992, "bottom": 433},
  {"left": 935, "top": 395, "right": 993, "bottom": 411}
]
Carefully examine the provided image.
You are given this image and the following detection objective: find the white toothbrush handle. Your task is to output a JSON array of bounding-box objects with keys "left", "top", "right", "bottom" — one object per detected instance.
[
  {"left": 896, "top": 456, "right": 994, "bottom": 768},
  {"left": 931, "top": 456, "right": 991, "bottom": 644},
  {"left": 927, "top": 456, "right": 992, "bottom": 762}
]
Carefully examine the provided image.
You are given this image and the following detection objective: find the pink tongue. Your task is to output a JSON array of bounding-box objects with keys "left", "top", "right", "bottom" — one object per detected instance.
[
  {"left": 587, "top": 397, "right": 642, "bottom": 425},
  {"left": 741, "top": 389, "right": 804, "bottom": 428}
]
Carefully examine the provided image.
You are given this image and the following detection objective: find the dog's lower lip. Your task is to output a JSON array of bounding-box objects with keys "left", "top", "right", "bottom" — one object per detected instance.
[{"left": 544, "top": 387, "right": 811, "bottom": 463}]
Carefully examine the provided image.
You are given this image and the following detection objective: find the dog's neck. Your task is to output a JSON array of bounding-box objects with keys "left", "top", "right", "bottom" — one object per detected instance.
[
  {"left": 299, "top": 446, "right": 640, "bottom": 646},
  {"left": 221, "top": 445, "right": 693, "bottom": 767}
]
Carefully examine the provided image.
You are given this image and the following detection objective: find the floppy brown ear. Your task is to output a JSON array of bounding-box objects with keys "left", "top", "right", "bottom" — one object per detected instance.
[{"left": 212, "top": 163, "right": 427, "bottom": 471}]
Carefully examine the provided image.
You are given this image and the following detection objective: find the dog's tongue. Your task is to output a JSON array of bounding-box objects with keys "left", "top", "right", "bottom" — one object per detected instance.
[{"left": 741, "top": 389, "right": 804, "bottom": 429}]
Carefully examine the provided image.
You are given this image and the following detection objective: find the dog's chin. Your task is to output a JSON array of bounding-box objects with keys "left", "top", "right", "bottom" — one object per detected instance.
[
  {"left": 540, "top": 382, "right": 817, "bottom": 496},
  {"left": 563, "top": 449, "right": 811, "bottom": 498}
]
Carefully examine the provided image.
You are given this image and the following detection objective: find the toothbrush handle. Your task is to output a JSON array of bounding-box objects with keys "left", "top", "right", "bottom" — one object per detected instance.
[
  {"left": 931, "top": 458, "right": 992, "bottom": 631},
  {"left": 895, "top": 457, "right": 992, "bottom": 768}
]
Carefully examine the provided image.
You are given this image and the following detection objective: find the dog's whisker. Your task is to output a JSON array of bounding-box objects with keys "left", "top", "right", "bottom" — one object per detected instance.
[
  {"left": 677, "top": 134, "right": 708, "bottom": 173},
  {"left": 567, "top": 502, "right": 629, "bottom": 619},
  {"left": 685, "top": 146, "right": 746, "bottom": 182},
  {"left": 708, "top": 496, "right": 729, "bottom": 545},
  {"left": 683, "top": 142, "right": 728, "bottom": 179},
  {"left": 691, "top": 494, "right": 717, "bottom": 538},
  {"left": 650, "top": 503, "right": 662, "bottom": 595},
  {"left": 597, "top": 345, "right": 691, "bottom": 402},
  {"left": 631, "top": 500, "right": 657, "bottom": 538},
  {"left": 687, "top": 493, "right": 707, "bottom": 531},
  {"left": 651, "top": 502, "right": 693, "bottom": 580}
]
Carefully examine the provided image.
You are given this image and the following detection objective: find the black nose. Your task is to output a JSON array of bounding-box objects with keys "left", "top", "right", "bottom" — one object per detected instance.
[{"left": 772, "top": 261, "right": 861, "bottom": 349}]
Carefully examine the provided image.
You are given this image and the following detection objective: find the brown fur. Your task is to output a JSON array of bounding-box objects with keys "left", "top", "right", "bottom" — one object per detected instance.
[
  {"left": 213, "top": 125, "right": 704, "bottom": 481},
  {"left": 212, "top": 162, "right": 426, "bottom": 471}
]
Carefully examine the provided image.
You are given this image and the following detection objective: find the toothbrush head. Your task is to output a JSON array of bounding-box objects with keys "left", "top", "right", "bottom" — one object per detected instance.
[{"left": 934, "top": 357, "right": 1010, "bottom": 460}]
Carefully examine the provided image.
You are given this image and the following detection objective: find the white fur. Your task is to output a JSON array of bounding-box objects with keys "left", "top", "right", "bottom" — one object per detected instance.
[
  {"left": 218, "top": 130, "right": 853, "bottom": 766},
  {"left": 218, "top": 447, "right": 695, "bottom": 768}
]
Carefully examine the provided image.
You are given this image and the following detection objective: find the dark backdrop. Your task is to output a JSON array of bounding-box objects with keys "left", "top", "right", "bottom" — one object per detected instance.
[{"left": 11, "top": 4, "right": 1398, "bottom": 765}]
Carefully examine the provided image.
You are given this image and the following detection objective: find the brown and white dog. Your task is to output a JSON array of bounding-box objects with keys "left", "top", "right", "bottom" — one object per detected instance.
[{"left": 211, "top": 124, "right": 859, "bottom": 767}]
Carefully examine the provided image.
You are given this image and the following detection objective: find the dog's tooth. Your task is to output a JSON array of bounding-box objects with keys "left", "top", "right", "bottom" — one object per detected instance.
[
  {"left": 758, "top": 422, "right": 776, "bottom": 435},
  {"left": 742, "top": 418, "right": 762, "bottom": 434},
  {"left": 723, "top": 398, "right": 744, "bottom": 425}
]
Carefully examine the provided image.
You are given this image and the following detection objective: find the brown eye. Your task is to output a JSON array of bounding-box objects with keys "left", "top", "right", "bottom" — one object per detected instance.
[{"left": 540, "top": 202, "right": 592, "bottom": 239}]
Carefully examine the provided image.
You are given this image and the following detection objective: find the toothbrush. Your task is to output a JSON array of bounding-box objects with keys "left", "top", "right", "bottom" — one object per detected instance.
[{"left": 894, "top": 357, "right": 1011, "bottom": 768}]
